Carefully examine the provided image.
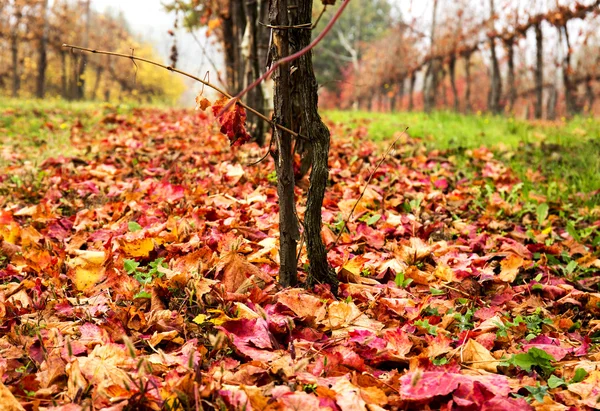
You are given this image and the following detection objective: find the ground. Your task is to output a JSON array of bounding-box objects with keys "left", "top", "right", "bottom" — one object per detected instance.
[{"left": 0, "top": 99, "right": 599, "bottom": 410}]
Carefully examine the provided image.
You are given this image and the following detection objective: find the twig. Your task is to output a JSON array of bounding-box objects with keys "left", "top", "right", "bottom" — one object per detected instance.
[
  {"left": 61, "top": 43, "right": 307, "bottom": 142},
  {"left": 328, "top": 128, "right": 409, "bottom": 251},
  {"left": 220, "top": 0, "right": 351, "bottom": 114},
  {"left": 312, "top": 5, "right": 328, "bottom": 29},
  {"left": 247, "top": 134, "right": 274, "bottom": 166},
  {"left": 259, "top": 22, "right": 312, "bottom": 30}
]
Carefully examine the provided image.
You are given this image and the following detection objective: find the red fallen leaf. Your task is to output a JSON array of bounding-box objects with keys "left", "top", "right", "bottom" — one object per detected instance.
[
  {"left": 400, "top": 371, "right": 461, "bottom": 400},
  {"left": 211, "top": 97, "right": 252, "bottom": 147},
  {"left": 400, "top": 371, "right": 511, "bottom": 402},
  {"left": 218, "top": 318, "right": 280, "bottom": 362},
  {"left": 521, "top": 335, "right": 572, "bottom": 361},
  {"left": 453, "top": 380, "right": 495, "bottom": 408}
]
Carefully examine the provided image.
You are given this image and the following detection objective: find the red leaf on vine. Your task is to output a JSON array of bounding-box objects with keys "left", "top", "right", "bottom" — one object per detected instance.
[{"left": 212, "top": 97, "right": 252, "bottom": 147}]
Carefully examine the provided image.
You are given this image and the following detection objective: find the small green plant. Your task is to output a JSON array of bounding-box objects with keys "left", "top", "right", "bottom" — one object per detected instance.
[
  {"left": 329, "top": 213, "right": 347, "bottom": 234},
  {"left": 429, "top": 287, "right": 446, "bottom": 296},
  {"left": 500, "top": 308, "right": 553, "bottom": 340},
  {"left": 502, "top": 347, "right": 555, "bottom": 378},
  {"left": 414, "top": 319, "right": 438, "bottom": 336},
  {"left": 536, "top": 203, "right": 549, "bottom": 226},
  {"left": 267, "top": 170, "right": 278, "bottom": 184},
  {"left": 303, "top": 383, "right": 317, "bottom": 393},
  {"left": 547, "top": 368, "right": 588, "bottom": 389},
  {"left": 453, "top": 308, "right": 475, "bottom": 331},
  {"left": 358, "top": 213, "right": 381, "bottom": 226},
  {"left": 124, "top": 257, "right": 168, "bottom": 298},
  {"left": 523, "top": 383, "right": 549, "bottom": 403},
  {"left": 394, "top": 271, "right": 413, "bottom": 288},
  {"left": 128, "top": 221, "right": 143, "bottom": 232}
]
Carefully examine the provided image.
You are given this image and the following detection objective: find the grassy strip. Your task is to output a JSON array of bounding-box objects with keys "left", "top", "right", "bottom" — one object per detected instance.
[
  {"left": 325, "top": 110, "right": 600, "bottom": 206},
  {"left": 0, "top": 98, "right": 139, "bottom": 168}
]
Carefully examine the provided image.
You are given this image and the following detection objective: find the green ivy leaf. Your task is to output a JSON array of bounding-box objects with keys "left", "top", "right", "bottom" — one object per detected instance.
[
  {"left": 128, "top": 221, "right": 142, "bottom": 232},
  {"left": 508, "top": 347, "right": 555, "bottom": 378},
  {"left": 566, "top": 221, "right": 580, "bottom": 241},
  {"left": 570, "top": 368, "right": 588, "bottom": 383},
  {"left": 123, "top": 259, "right": 140, "bottom": 274},
  {"left": 536, "top": 203, "right": 549, "bottom": 226},
  {"left": 366, "top": 214, "right": 381, "bottom": 226},
  {"left": 524, "top": 384, "right": 548, "bottom": 403},
  {"left": 547, "top": 375, "right": 566, "bottom": 389},
  {"left": 134, "top": 291, "right": 151, "bottom": 299}
]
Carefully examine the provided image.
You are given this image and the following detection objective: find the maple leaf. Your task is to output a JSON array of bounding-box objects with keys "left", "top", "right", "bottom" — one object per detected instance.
[
  {"left": 66, "top": 250, "right": 107, "bottom": 292},
  {"left": 211, "top": 97, "right": 252, "bottom": 147},
  {"left": 462, "top": 339, "right": 500, "bottom": 372},
  {"left": 0, "top": 381, "right": 25, "bottom": 411},
  {"left": 195, "top": 95, "right": 211, "bottom": 111}
]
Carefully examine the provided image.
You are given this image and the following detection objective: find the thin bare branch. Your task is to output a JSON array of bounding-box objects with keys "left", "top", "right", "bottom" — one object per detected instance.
[
  {"left": 61, "top": 43, "right": 307, "bottom": 141},
  {"left": 312, "top": 5, "right": 328, "bottom": 29}
]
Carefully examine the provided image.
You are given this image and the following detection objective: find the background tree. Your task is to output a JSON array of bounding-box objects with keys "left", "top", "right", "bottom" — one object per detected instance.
[
  {"left": 312, "top": 0, "right": 391, "bottom": 105},
  {"left": 163, "top": 0, "right": 269, "bottom": 144},
  {"left": 0, "top": 0, "right": 184, "bottom": 102}
]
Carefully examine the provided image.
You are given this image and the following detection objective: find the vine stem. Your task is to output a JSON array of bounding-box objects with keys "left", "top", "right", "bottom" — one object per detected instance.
[
  {"left": 61, "top": 43, "right": 306, "bottom": 141},
  {"left": 328, "top": 127, "right": 409, "bottom": 251}
]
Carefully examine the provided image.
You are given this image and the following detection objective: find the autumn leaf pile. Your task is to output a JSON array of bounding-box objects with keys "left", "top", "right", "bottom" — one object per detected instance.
[{"left": 0, "top": 107, "right": 599, "bottom": 410}]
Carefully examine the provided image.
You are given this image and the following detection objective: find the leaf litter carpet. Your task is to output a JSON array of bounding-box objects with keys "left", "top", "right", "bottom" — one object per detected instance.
[{"left": 0, "top": 108, "right": 599, "bottom": 410}]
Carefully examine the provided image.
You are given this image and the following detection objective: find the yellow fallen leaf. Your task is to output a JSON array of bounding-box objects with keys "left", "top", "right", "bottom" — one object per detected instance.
[
  {"left": 193, "top": 314, "right": 207, "bottom": 325},
  {"left": 434, "top": 263, "right": 456, "bottom": 282},
  {"left": 0, "top": 381, "right": 26, "bottom": 411},
  {"left": 498, "top": 254, "right": 524, "bottom": 282},
  {"left": 66, "top": 250, "right": 107, "bottom": 292},
  {"left": 120, "top": 238, "right": 159, "bottom": 257},
  {"left": 462, "top": 339, "right": 499, "bottom": 373},
  {"left": 0, "top": 222, "right": 20, "bottom": 245}
]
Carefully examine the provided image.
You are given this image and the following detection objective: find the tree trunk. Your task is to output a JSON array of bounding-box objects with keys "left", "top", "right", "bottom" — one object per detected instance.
[
  {"left": 61, "top": 50, "right": 68, "bottom": 98},
  {"left": 257, "top": 0, "right": 270, "bottom": 70},
  {"left": 441, "top": 68, "right": 448, "bottom": 108},
  {"left": 547, "top": 85, "right": 557, "bottom": 120},
  {"left": 289, "top": 0, "right": 338, "bottom": 295},
  {"left": 449, "top": 55, "right": 458, "bottom": 112},
  {"left": 488, "top": 0, "right": 502, "bottom": 114},
  {"left": 231, "top": 0, "right": 246, "bottom": 93},
  {"left": 222, "top": 18, "right": 236, "bottom": 91},
  {"left": 489, "top": 36, "right": 502, "bottom": 113},
  {"left": 398, "top": 76, "right": 405, "bottom": 111},
  {"left": 75, "top": 0, "right": 91, "bottom": 100},
  {"left": 505, "top": 38, "right": 516, "bottom": 113},
  {"left": 424, "top": 59, "right": 440, "bottom": 113},
  {"left": 408, "top": 72, "right": 416, "bottom": 111},
  {"left": 269, "top": 0, "right": 299, "bottom": 288},
  {"left": 585, "top": 76, "right": 594, "bottom": 114},
  {"left": 464, "top": 52, "right": 472, "bottom": 113},
  {"left": 10, "top": 14, "right": 20, "bottom": 98},
  {"left": 534, "top": 22, "right": 543, "bottom": 119},
  {"left": 243, "top": 0, "right": 266, "bottom": 145},
  {"left": 36, "top": 0, "right": 49, "bottom": 98},
  {"left": 423, "top": 0, "right": 439, "bottom": 113},
  {"left": 92, "top": 65, "right": 103, "bottom": 100},
  {"left": 561, "top": 24, "right": 578, "bottom": 116}
]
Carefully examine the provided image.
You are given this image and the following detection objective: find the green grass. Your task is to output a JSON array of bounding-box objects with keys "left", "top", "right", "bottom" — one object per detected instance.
[
  {"left": 0, "top": 98, "right": 137, "bottom": 168},
  {"left": 324, "top": 110, "right": 600, "bottom": 206}
]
